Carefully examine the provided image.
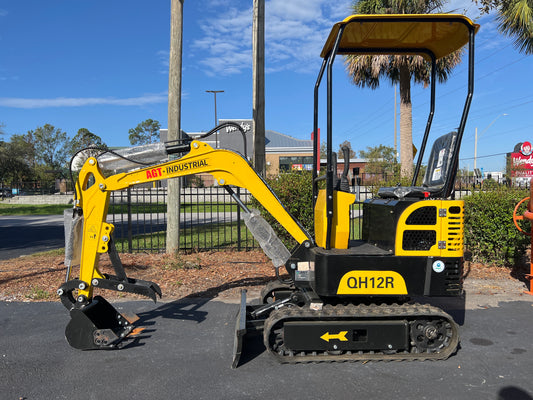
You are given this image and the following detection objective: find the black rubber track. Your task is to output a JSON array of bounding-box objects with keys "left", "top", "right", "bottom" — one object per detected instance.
[{"left": 263, "top": 302, "right": 459, "bottom": 363}]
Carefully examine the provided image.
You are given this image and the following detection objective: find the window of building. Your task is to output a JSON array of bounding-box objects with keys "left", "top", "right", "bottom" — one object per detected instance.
[{"left": 279, "top": 156, "right": 314, "bottom": 172}]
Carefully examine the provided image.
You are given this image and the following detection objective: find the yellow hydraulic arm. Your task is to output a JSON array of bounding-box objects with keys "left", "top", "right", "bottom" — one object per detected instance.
[{"left": 72, "top": 140, "right": 312, "bottom": 300}]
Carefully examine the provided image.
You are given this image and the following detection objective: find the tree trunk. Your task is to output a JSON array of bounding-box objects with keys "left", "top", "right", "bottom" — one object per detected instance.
[
  {"left": 166, "top": 0, "right": 183, "bottom": 254},
  {"left": 399, "top": 64, "right": 413, "bottom": 179}
]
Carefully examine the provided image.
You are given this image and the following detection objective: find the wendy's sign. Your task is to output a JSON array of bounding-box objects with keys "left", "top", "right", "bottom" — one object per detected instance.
[{"left": 510, "top": 141, "right": 533, "bottom": 177}]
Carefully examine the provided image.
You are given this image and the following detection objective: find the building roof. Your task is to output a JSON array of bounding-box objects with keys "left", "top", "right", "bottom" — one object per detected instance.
[{"left": 265, "top": 130, "right": 312, "bottom": 153}]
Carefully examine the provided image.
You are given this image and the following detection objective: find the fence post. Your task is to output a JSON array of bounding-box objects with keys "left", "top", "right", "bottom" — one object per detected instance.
[{"left": 127, "top": 187, "right": 133, "bottom": 253}]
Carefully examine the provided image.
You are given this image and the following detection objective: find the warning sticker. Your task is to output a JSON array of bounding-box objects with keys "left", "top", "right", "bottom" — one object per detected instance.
[{"left": 432, "top": 167, "right": 442, "bottom": 181}]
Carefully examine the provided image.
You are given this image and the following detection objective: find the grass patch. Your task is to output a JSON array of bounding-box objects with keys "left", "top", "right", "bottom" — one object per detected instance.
[
  {"left": 113, "top": 216, "right": 361, "bottom": 253},
  {"left": 350, "top": 217, "right": 363, "bottom": 240},
  {"left": 0, "top": 202, "right": 241, "bottom": 216},
  {"left": 109, "top": 203, "right": 240, "bottom": 215},
  {"left": 0, "top": 203, "right": 72, "bottom": 215},
  {"left": 114, "top": 221, "right": 257, "bottom": 252},
  {"left": 30, "top": 248, "right": 65, "bottom": 257},
  {"left": 25, "top": 287, "right": 54, "bottom": 300}
]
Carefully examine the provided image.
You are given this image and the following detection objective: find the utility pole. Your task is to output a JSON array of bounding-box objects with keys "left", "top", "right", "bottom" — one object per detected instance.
[
  {"left": 252, "top": 0, "right": 265, "bottom": 176},
  {"left": 394, "top": 83, "right": 398, "bottom": 161},
  {"left": 206, "top": 90, "right": 224, "bottom": 148},
  {"left": 474, "top": 127, "right": 478, "bottom": 171},
  {"left": 166, "top": 0, "right": 184, "bottom": 254}
]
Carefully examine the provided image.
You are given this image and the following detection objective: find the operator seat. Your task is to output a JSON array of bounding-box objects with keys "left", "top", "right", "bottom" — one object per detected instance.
[{"left": 377, "top": 131, "right": 458, "bottom": 199}]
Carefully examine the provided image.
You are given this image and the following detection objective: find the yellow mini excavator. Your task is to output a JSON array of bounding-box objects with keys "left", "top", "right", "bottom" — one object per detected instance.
[{"left": 59, "top": 14, "right": 479, "bottom": 367}]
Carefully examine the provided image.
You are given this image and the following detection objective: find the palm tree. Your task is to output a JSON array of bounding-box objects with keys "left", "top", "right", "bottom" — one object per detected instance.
[
  {"left": 496, "top": 0, "right": 533, "bottom": 54},
  {"left": 345, "top": 0, "right": 463, "bottom": 178}
]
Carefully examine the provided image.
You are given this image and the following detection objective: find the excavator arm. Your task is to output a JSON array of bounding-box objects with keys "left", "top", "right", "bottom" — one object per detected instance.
[{"left": 58, "top": 139, "right": 312, "bottom": 350}]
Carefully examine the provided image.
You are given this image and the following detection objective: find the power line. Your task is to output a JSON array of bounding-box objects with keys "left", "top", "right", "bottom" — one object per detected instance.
[
  {"left": 432, "top": 95, "right": 533, "bottom": 131},
  {"left": 412, "top": 54, "right": 529, "bottom": 112},
  {"left": 338, "top": 41, "right": 528, "bottom": 146},
  {"left": 460, "top": 151, "right": 508, "bottom": 161},
  {"left": 349, "top": 53, "right": 529, "bottom": 142}
]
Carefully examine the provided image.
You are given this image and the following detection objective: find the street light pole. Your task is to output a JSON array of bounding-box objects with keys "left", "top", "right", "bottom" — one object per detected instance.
[
  {"left": 206, "top": 90, "right": 224, "bottom": 148},
  {"left": 474, "top": 113, "right": 508, "bottom": 170}
]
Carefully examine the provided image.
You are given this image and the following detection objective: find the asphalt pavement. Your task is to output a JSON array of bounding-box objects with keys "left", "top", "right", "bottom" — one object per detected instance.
[
  {"left": 0, "top": 215, "right": 65, "bottom": 260},
  {"left": 0, "top": 213, "right": 241, "bottom": 260},
  {"left": 1, "top": 288, "right": 533, "bottom": 400}
]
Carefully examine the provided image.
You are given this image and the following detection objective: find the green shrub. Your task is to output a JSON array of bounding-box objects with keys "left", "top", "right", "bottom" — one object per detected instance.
[
  {"left": 251, "top": 172, "right": 529, "bottom": 268},
  {"left": 463, "top": 187, "right": 530, "bottom": 267},
  {"left": 250, "top": 171, "right": 314, "bottom": 248},
  {"left": 481, "top": 178, "right": 499, "bottom": 190}
]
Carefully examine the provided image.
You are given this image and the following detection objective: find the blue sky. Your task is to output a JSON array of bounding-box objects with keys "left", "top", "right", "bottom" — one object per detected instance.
[{"left": 0, "top": 0, "right": 531, "bottom": 173}]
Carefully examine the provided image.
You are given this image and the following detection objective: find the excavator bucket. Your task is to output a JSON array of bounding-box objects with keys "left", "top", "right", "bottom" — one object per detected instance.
[{"left": 65, "top": 295, "right": 139, "bottom": 350}]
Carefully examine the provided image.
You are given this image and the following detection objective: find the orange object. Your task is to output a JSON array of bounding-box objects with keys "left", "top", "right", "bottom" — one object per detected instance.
[{"left": 512, "top": 178, "right": 533, "bottom": 295}]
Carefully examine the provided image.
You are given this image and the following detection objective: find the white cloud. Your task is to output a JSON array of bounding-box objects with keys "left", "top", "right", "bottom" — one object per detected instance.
[
  {"left": 0, "top": 94, "right": 168, "bottom": 109},
  {"left": 157, "top": 50, "right": 169, "bottom": 68},
  {"left": 192, "top": 0, "right": 503, "bottom": 77},
  {"left": 205, "top": 0, "right": 232, "bottom": 7},
  {"left": 192, "top": 5, "right": 253, "bottom": 76},
  {"left": 268, "top": 0, "right": 324, "bottom": 22},
  {"left": 0, "top": 75, "right": 18, "bottom": 81},
  {"left": 191, "top": 0, "right": 352, "bottom": 76}
]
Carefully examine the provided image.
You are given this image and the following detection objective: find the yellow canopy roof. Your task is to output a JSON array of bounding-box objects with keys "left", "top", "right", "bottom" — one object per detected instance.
[{"left": 320, "top": 14, "right": 480, "bottom": 59}]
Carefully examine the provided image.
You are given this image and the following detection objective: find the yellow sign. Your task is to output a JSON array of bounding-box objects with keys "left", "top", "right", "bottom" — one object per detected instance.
[
  {"left": 320, "top": 331, "right": 348, "bottom": 342},
  {"left": 337, "top": 271, "right": 407, "bottom": 295}
]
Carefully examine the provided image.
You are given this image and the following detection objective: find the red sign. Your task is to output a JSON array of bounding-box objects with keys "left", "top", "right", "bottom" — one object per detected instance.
[
  {"left": 511, "top": 141, "right": 533, "bottom": 177},
  {"left": 311, "top": 128, "right": 320, "bottom": 173},
  {"left": 511, "top": 154, "right": 533, "bottom": 177}
]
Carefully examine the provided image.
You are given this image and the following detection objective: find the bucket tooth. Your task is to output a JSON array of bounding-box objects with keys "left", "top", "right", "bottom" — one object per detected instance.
[
  {"left": 151, "top": 282, "right": 162, "bottom": 297},
  {"left": 129, "top": 327, "right": 146, "bottom": 337}
]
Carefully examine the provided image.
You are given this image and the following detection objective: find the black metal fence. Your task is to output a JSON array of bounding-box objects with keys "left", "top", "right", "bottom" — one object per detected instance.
[
  {"left": 109, "top": 186, "right": 257, "bottom": 253},
  {"left": 105, "top": 174, "right": 520, "bottom": 254}
]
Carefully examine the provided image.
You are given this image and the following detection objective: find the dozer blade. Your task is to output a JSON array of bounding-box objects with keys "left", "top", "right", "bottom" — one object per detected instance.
[
  {"left": 65, "top": 295, "right": 137, "bottom": 350},
  {"left": 232, "top": 290, "right": 248, "bottom": 368},
  {"left": 231, "top": 290, "right": 266, "bottom": 368}
]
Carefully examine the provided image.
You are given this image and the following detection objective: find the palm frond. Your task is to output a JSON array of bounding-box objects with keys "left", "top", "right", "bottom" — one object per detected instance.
[{"left": 497, "top": 0, "right": 533, "bottom": 54}]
